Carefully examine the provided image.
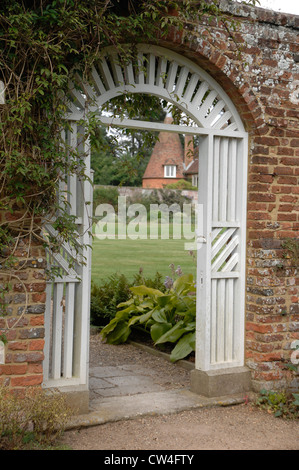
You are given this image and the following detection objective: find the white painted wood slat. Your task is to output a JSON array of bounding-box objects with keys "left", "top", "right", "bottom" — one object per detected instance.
[
  {"left": 182, "top": 73, "right": 200, "bottom": 103},
  {"left": 166, "top": 61, "right": 178, "bottom": 93},
  {"left": 63, "top": 283, "right": 75, "bottom": 378},
  {"left": 91, "top": 65, "right": 106, "bottom": 95},
  {"left": 110, "top": 54, "right": 124, "bottom": 86},
  {"left": 52, "top": 283, "right": 64, "bottom": 380},
  {"left": 174, "top": 66, "right": 189, "bottom": 97},
  {"left": 212, "top": 235, "right": 239, "bottom": 272},
  {"left": 146, "top": 53, "right": 156, "bottom": 85},
  {"left": 136, "top": 52, "right": 145, "bottom": 85},
  {"left": 155, "top": 56, "right": 167, "bottom": 88},
  {"left": 219, "top": 137, "right": 229, "bottom": 222},
  {"left": 99, "top": 57, "right": 115, "bottom": 90}
]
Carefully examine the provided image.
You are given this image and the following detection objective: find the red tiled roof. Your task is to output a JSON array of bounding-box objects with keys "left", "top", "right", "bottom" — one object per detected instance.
[
  {"left": 184, "top": 158, "right": 198, "bottom": 175},
  {"left": 142, "top": 116, "right": 185, "bottom": 179}
]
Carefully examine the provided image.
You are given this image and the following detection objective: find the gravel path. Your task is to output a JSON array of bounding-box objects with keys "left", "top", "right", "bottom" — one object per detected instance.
[{"left": 61, "top": 334, "right": 299, "bottom": 451}]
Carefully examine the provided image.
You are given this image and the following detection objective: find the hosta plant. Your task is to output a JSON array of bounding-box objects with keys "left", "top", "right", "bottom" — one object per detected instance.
[{"left": 100, "top": 274, "right": 196, "bottom": 362}]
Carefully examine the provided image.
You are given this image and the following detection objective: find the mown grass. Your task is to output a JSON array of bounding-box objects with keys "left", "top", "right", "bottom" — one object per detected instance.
[{"left": 91, "top": 221, "right": 197, "bottom": 283}]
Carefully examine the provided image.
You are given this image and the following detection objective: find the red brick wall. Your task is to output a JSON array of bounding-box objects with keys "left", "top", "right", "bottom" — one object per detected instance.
[
  {"left": 0, "top": 222, "right": 46, "bottom": 394},
  {"left": 142, "top": 178, "right": 183, "bottom": 189},
  {"left": 165, "top": 2, "right": 299, "bottom": 391}
]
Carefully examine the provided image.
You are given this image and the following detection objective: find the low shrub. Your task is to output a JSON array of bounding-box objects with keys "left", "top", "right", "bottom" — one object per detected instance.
[
  {"left": 127, "top": 189, "right": 191, "bottom": 214},
  {"left": 93, "top": 186, "right": 119, "bottom": 214},
  {"left": 255, "top": 389, "right": 299, "bottom": 419},
  {"left": 132, "top": 269, "right": 166, "bottom": 293},
  {"left": 90, "top": 270, "right": 166, "bottom": 327},
  {"left": 100, "top": 272, "right": 196, "bottom": 362},
  {"left": 0, "top": 386, "right": 74, "bottom": 450},
  {"left": 164, "top": 179, "right": 197, "bottom": 190},
  {"left": 90, "top": 274, "right": 132, "bottom": 326}
]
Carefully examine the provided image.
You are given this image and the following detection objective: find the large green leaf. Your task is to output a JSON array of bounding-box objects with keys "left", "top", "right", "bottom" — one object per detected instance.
[
  {"left": 138, "top": 309, "right": 155, "bottom": 324},
  {"left": 152, "top": 309, "right": 168, "bottom": 323},
  {"left": 139, "top": 300, "right": 155, "bottom": 309},
  {"left": 173, "top": 274, "right": 195, "bottom": 295},
  {"left": 116, "top": 304, "right": 136, "bottom": 315},
  {"left": 101, "top": 308, "right": 131, "bottom": 339},
  {"left": 155, "top": 321, "right": 186, "bottom": 344},
  {"left": 130, "top": 285, "right": 163, "bottom": 298},
  {"left": 150, "top": 322, "right": 173, "bottom": 343},
  {"left": 170, "top": 331, "right": 195, "bottom": 362},
  {"left": 104, "top": 321, "right": 131, "bottom": 344},
  {"left": 156, "top": 294, "right": 173, "bottom": 307},
  {"left": 128, "top": 315, "right": 143, "bottom": 327},
  {"left": 117, "top": 298, "right": 134, "bottom": 308},
  {"left": 100, "top": 317, "right": 118, "bottom": 338}
]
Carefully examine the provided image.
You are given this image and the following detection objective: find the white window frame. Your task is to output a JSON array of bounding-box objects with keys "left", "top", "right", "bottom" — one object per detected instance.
[{"left": 164, "top": 165, "right": 176, "bottom": 178}]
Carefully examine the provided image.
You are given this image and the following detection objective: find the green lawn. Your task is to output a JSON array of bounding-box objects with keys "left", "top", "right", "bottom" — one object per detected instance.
[{"left": 91, "top": 235, "right": 197, "bottom": 284}]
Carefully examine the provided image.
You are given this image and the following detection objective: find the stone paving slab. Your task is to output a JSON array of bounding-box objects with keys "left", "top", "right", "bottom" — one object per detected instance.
[
  {"left": 89, "top": 365, "right": 167, "bottom": 398},
  {"left": 66, "top": 340, "right": 249, "bottom": 429},
  {"left": 89, "top": 366, "right": 135, "bottom": 378},
  {"left": 66, "top": 389, "right": 246, "bottom": 430},
  {"left": 89, "top": 377, "right": 115, "bottom": 389}
]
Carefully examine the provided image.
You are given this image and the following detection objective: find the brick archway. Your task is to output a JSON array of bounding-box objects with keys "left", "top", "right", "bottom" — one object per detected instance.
[{"left": 1, "top": 3, "right": 298, "bottom": 405}]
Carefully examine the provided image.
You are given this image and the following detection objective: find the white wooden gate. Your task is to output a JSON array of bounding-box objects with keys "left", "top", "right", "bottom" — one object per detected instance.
[
  {"left": 43, "top": 44, "right": 248, "bottom": 392},
  {"left": 43, "top": 123, "right": 92, "bottom": 389},
  {"left": 196, "top": 134, "right": 248, "bottom": 371}
]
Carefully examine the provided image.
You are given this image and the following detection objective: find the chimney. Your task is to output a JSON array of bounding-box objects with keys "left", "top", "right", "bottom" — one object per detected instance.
[{"left": 184, "top": 135, "right": 194, "bottom": 169}]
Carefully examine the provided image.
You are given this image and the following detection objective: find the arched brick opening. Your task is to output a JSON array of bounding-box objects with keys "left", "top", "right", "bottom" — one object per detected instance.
[{"left": 1, "top": 2, "right": 298, "bottom": 403}]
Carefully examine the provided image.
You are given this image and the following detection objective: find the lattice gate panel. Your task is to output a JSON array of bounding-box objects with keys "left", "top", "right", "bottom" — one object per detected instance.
[
  {"left": 210, "top": 136, "right": 246, "bottom": 368},
  {"left": 43, "top": 122, "right": 92, "bottom": 388},
  {"left": 196, "top": 134, "right": 247, "bottom": 371}
]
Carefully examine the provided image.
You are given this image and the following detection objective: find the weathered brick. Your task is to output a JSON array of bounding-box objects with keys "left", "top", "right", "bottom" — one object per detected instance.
[
  {"left": 278, "top": 204, "right": 296, "bottom": 212},
  {"left": 10, "top": 375, "right": 43, "bottom": 387},
  {"left": 277, "top": 176, "right": 297, "bottom": 185},
  {"left": 274, "top": 166, "right": 294, "bottom": 175},
  {"left": 31, "top": 292, "right": 46, "bottom": 303},
  {"left": 7, "top": 341, "right": 28, "bottom": 351},
  {"left": 28, "top": 339, "right": 45, "bottom": 351},
  {"left": 18, "top": 328, "right": 45, "bottom": 340},
  {"left": 280, "top": 157, "right": 299, "bottom": 166},
  {"left": 13, "top": 352, "right": 44, "bottom": 363},
  {"left": 0, "top": 364, "right": 27, "bottom": 375},
  {"left": 277, "top": 147, "right": 295, "bottom": 156}
]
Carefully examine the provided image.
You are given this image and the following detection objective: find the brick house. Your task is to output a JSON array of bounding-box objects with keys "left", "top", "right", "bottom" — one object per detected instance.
[
  {"left": 142, "top": 115, "right": 198, "bottom": 188},
  {"left": 184, "top": 158, "right": 199, "bottom": 187}
]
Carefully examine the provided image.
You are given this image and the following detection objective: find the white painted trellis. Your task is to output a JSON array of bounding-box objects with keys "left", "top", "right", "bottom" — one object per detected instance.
[
  {"left": 43, "top": 44, "right": 248, "bottom": 392},
  {"left": 43, "top": 123, "right": 93, "bottom": 389}
]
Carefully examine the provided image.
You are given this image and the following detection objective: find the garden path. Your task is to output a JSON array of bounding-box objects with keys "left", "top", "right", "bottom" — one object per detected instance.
[{"left": 61, "top": 334, "right": 299, "bottom": 450}]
